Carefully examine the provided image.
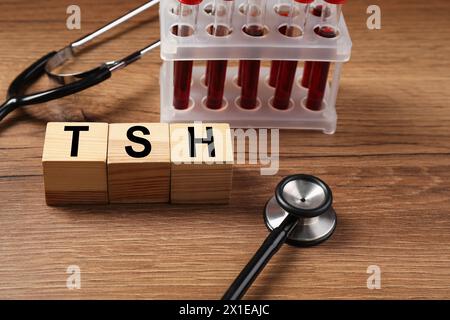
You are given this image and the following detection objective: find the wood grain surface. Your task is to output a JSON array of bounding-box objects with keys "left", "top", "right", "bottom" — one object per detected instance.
[{"left": 0, "top": 0, "right": 449, "bottom": 299}]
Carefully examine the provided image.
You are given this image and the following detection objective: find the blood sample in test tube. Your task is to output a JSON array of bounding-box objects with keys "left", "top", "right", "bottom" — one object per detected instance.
[
  {"left": 205, "top": 0, "right": 235, "bottom": 110},
  {"left": 301, "top": 61, "right": 313, "bottom": 88},
  {"left": 240, "top": 0, "right": 267, "bottom": 110},
  {"left": 236, "top": 0, "right": 248, "bottom": 87},
  {"left": 306, "top": 0, "right": 345, "bottom": 111},
  {"left": 268, "top": 0, "right": 292, "bottom": 88},
  {"left": 301, "top": 0, "right": 329, "bottom": 88},
  {"left": 268, "top": 60, "right": 281, "bottom": 87},
  {"left": 173, "top": 0, "right": 203, "bottom": 110},
  {"left": 272, "top": 0, "right": 313, "bottom": 110},
  {"left": 205, "top": 61, "right": 211, "bottom": 86},
  {"left": 237, "top": 61, "right": 244, "bottom": 87}
]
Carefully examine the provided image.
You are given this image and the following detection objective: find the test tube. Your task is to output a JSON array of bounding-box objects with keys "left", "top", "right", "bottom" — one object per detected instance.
[
  {"left": 205, "top": 0, "right": 235, "bottom": 109},
  {"left": 306, "top": 0, "right": 344, "bottom": 110},
  {"left": 240, "top": 0, "right": 267, "bottom": 109},
  {"left": 236, "top": 0, "right": 248, "bottom": 87},
  {"left": 272, "top": 0, "right": 312, "bottom": 110},
  {"left": 173, "top": 0, "right": 203, "bottom": 110},
  {"left": 268, "top": 0, "right": 292, "bottom": 88},
  {"left": 301, "top": 0, "right": 330, "bottom": 88},
  {"left": 203, "top": 2, "right": 214, "bottom": 86}
]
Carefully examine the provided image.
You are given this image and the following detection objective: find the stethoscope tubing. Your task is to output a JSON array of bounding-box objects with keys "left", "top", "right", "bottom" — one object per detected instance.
[
  {"left": 0, "top": 60, "right": 112, "bottom": 122},
  {"left": 70, "top": 0, "right": 160, "bottom": 51},
  {"left": 222, "top": 214, "right": 299, "bottom": 300}
]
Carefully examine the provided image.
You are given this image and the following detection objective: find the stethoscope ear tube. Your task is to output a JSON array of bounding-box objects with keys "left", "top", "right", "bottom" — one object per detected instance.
[
  {"left": 0, "top": 51, "right": 57, "bottom": 121},
  {"left": 21, "top": 66, "right": 112, "bottom": 106},
  {"left": 0, "top": 64, "right": 112, "bottom": 122},
  {"left": 0, "top": 98, "right": 19, "bottom": 122},
  {"left": 7, "top": 52, "right": 58, "bottom": 98}
]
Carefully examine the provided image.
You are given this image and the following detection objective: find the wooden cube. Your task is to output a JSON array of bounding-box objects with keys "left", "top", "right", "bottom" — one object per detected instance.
[
  {"left": 170, "top": 123, "right": 233, "bottom": 204},
  {"left": 107, "top": 123, "right": 170, "bottom": 203},
  {"left": 42, "top": 122, "right": 109, "bottom": 205}
]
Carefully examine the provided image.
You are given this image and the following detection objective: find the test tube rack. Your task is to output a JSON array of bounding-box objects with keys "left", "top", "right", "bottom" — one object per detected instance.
[{"left": 159, "top": 0, "right": 352, "bottom": 134}]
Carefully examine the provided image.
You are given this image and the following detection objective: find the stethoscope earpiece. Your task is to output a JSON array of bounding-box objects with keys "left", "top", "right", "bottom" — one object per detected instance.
[{"left": 265, "top": 174, "right": 337, "bottom": 247}]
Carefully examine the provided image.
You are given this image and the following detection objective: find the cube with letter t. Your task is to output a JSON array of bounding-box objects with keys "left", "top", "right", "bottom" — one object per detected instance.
[
  {"left": 107, "top": 123, "right": 170, "bottom": 203},
  {"left": 170, "top": 123, "right": 234, "bottom": 204},
  {"left": 42, "top": 122, "right": 109, "bottom": 205}
]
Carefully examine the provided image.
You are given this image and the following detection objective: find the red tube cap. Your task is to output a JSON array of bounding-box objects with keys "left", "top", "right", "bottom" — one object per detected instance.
[
  {"left": 178, "top": 0, "right": 203, "bottom": 5},
  {"left": 295, "top": 0, "right": 314, "bottom": 3},
  {"left": 325, "top": 0, "right": 346, "bottom": 4}
]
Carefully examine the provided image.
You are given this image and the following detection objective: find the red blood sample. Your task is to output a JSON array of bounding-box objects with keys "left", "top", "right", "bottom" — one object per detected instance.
[
  {"left": 205, "top": 61, "right": 212, "bottom": 86},
  {"left": 237, "top": 61, "right": 245, "bottom": 87},
  {"left": 311, "top": 5, "right": 331, "bottom": 18},
  {"left": 205, "top": 23, "right": 232, "bottom": 110},
  {"left": 272, "top": 60, "right": 298, "bottom": 109},
  {"left": 206, "top": 60, "right": 228, "bottom": 109},
  {"left": 316, "top": 25, "right": 337, "bottom": 38},
  {"left": 305, "top": 61, "right": 330, "bottom": 110},
  {"left": 272, "top": 1, "right": 314, "bottom": 109},
  {"left": 240, "top": 60, "right": 261, "bottom": 109},
  {"left": 305, "top": 27, "right": 337, "bottom": 110},
  {"left": 312, "top": 4, "right": 323, "bottom": 17},
  {"left": 269, "top": 61, "right": 281, "bottom": 88},
  {"left": 240, "top": 25, "right": 264, "bottom": 109},
  {"left": 301, "top": 61, "right": 313, "bottom": 88},
  {"left": 173, "top": 60, "right": 194, "bottom": 110},
  {"left": 172, "top": 0, "right": 201, "bottom": 110}
]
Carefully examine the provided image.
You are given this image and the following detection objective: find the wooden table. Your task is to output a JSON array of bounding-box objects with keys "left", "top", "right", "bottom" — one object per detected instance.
[{"left": 0, "top": 0, "right": 449, "bottom": 299}]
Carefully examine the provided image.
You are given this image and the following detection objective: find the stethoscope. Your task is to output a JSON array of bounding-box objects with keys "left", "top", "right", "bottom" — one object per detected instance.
[
  {"left": 222, "top": 174, "right": 337, "bottom": 300},
  {"left": 0, "top": 0, "right": 161, "bottom": 122}
]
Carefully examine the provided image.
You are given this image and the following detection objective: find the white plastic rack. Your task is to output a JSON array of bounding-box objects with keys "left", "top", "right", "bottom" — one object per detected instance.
[{"left": 159, "top": 0, "right": 352, "bottom": 134}]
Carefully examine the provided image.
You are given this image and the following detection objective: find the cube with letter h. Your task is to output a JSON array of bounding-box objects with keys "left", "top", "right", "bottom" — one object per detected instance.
[
  {"left": 42, "top": 122, "right": 109, "bottom": 205},
  {"left": 170, "top": 123, "right": 234, "bottom": 204}
]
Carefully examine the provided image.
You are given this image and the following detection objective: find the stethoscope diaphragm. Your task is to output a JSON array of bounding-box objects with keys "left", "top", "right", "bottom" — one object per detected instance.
[{"left": 265, "top": 174, "right": 337, "bottom": 247}]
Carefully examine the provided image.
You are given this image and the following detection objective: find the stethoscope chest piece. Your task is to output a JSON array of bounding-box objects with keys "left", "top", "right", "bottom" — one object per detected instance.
[
  {"left": 264, "top": 175, "right": 337, "bottom": 247},
  {"left": 223, "top": 174, "right": 337, "bottom": 300}
]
